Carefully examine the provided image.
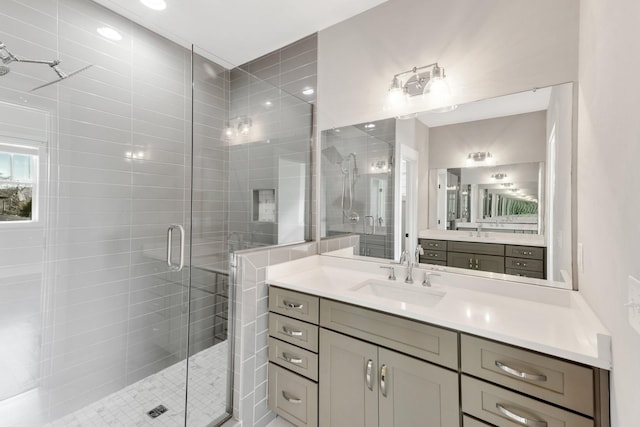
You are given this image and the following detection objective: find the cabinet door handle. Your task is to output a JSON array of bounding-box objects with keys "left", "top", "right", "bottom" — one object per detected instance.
[
  {"left": 283, "top": 300, "right": 304, "bottom": 310},
  {"left": 282, "top": 391, "right": 302, "bottom": 404},
  {"left": 496, "top": 403, "right": 547, "bottom": 427},
  {"left": 282, "top": 352, "right": 303, "bottom": 365},
  {"left": 281, "top": 326, "right": 303, "bottom": 337},
  {"left": 365, "top": 359, "right": 373, "bottom": 391},
  {"left": 380, "top": 364, "right": 388, "bottom": 397},
  {"left": 469, "top": 258, "right": 473, "bottom": 268},
  {"left": 495, "top": 361, "right": 547, "bottom": 382}
]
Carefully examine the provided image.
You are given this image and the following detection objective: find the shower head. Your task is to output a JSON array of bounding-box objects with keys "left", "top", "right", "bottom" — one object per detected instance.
[{"left": 0, "top": 65, "right": 9, "bottom": 76}]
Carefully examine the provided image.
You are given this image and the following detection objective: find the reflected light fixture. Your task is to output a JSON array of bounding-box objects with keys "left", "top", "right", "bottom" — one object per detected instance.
[
  {"left": 302, "top": 87, "right": 314, "bottom": 96},
  {"left": 467, "top": 151, "right": 492, "bottom": 162},
  {"left": 385, "top": 62, "right": 456, "bottom": 113},
  {"left": 140, "top": 0, "right": 167, "bottom": 10},
  {"left": 97, "top": 27, "right": 122, "bottom": 41},
  {"left": 223, "top": 116, "right": 252, "bottom": 140},
  {"left": 491, "top": 172, "right": 507, "bottom": 180}
]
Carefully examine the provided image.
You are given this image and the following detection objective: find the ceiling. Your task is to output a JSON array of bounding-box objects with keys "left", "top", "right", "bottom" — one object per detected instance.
[{"left": 90, "top": 0, "right": 388, "bottom": 67}]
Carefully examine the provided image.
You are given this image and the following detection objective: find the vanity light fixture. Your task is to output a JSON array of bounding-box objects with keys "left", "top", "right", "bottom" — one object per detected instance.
[
  {"left": 384, "top": 62, "right": 456, "bottom": 113},
  {"left": 140, "top": 0, "right": 167, "bottom": 11},
  {"left": 501, "top": 182, "right": 514, "bottom": 187},
  {"left": 491, "top": 172, "right": 507, "bottom": 180}
]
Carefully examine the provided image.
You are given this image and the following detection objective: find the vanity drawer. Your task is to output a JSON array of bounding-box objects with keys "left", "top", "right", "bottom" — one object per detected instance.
[
  {"left": 269, "top": 286, "right": 320, "bottom": 324},
  {"left": 505, "top": 257, "right": 544, "bottom": 272},
  {"left": 419, "top": 239, "right": 448, "bottom": 251},
  {"left": 269, "top": 362, "right": 318, "bottom": 427},
  {"left": 269, "top": 313, "right": 319, "bottom": 353},
  {"left": 320, "top": 299, "right": 458, "bottom": 369},
  {"left": 462, "top": 375, "right": 593, "bottom": 427},
  {"left": 269, "top": 337, "right": 318, "bottom": 381},
  {"left": 448, "top": 241, "right": 505, "bottom": 256},
  {"left": 461, "top": 334, "right": 594, "bottom": 416},
  {"left": 505, "top": 268, "right": 544, "bottom": 279},
  {"left": 420, "top": 249, "right": 447, "bottom": 261},
  {"left": 448, "top": 252, "right": 505, "bottom": 274},
  {"left": 506, "top": 245, "right": 544, "bottom": 260},
  {"left": 463, "top": 415, "right": 493, "bottom": 427}
]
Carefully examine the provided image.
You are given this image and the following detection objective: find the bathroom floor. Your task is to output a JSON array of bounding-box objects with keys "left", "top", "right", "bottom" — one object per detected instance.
[{"left": 27, "top": 342, "right": 230, "bottom": 427}]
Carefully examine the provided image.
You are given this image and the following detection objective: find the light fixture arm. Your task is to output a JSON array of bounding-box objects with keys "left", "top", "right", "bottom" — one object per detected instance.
[{"left": 391, "top": 62, "right": 440, "bottom": 80}]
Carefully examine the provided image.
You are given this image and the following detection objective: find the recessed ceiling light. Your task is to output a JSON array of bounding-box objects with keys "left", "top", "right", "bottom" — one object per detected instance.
[
  {"left": 140, "top": 0, "right": 167, "bottom": 11},
  {"left": 364, "top": 123, "right": 376, "bottom": 129},
  {"left": 97, "top": 27, "right": 122, "bottom": 41},
  {"left": 264, "top": 100, "right": 273, "bottom": 107},
  {"left": 302, "top": 87, "right": 314, "bottom": 96}
]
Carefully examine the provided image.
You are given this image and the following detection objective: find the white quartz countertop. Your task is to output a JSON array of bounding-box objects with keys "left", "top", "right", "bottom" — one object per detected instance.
[
  {"left": 419, "top": 229, "right": 546, "bottom": 247},
  {"left": 266, "top": 255, "right": 611, "bottom": 370}
]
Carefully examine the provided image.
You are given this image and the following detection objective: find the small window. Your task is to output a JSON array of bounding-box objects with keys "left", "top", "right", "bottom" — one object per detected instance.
[{"left": 0, "top": 146, "right": 37, "bottom": 222}]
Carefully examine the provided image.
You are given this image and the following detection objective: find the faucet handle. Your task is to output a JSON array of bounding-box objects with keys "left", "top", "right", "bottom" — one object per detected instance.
[
  {"left": 422, "top": 271, "right": 441, "bottom": 287},
  {"left": 380, "top": 265, "right": 396, "bottom": 281}
]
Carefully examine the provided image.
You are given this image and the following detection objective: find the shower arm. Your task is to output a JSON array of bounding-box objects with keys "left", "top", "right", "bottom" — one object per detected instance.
[{"left": 11, "top": 57, "right": 67, "bottom": 78}]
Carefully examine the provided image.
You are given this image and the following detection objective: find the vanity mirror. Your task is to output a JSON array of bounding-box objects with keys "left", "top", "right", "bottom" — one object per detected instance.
[{"left": 320, "top": 82, "right": 574, "bottom": 289}]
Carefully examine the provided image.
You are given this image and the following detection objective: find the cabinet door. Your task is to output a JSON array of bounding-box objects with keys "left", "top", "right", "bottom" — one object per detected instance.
[
  {"left": 447, "top": 252, "right": 505, "bottom": 273},
  {"left": 378, "top": 348, "right": 460, "bottom": 427},
  {"left": 319, "top": 329, "right": 378, "bottom": 427}
]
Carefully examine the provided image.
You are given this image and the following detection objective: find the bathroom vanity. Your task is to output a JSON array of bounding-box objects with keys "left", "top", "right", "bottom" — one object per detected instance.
[{"left": 265, "top": 255, "right": 610, "bottom": 427}]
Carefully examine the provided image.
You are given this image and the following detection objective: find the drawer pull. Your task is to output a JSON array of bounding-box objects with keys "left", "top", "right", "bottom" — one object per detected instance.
[
  {"left": 516, "top": 262, "right": 527, "bottom": 267},
  {"left": 282, "top": 391, "right": 302, "bottom": 404},
  {"left": 496, "top": 403, "right": 547, "bottom": 427},
  {"left": 495, "top": 361, "right": 547, "bottom": 382},
  {"left": 365, "top": 359, "right": 373, "bottom": 390},
  {"left": 380, "top": 364, "right": 388, "bottom": 397},
  {"left": 282, "top": 352, "right": 303, "bottom": 365},
  {"left": 283, "top": 300, "right": 304, "bottom": 310},
  {"left": 282, "top": 326, "right": 303, "bottom": 337}
]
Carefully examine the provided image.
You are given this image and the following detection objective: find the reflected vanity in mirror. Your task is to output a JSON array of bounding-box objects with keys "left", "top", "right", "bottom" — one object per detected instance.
[{"left": 320, "top": 82, "right": 574, "bottom": 289}]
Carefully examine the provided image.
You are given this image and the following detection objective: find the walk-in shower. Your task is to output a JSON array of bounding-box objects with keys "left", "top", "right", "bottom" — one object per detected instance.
[{"left": 0, "top": 1, "right": 312, "bottom": 426}]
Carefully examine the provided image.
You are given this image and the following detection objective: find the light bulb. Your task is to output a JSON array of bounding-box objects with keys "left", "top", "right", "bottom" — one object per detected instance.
[
  {"left": 140, "top": 0, "right": 166, "bottom": 10},
  {"left": 385, "top": 77, "right": 408, "bottom": 111}
]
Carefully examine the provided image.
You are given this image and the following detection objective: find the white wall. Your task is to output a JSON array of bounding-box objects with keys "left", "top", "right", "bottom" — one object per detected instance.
[
  {"left": 578, "top": 0, "right": 640, "bottom": 425},
  {"left": 317, "top": 0, "right": 579, "bottom": 130},
  {"left": 427, "top": 111, "right": 546, "bottom": 169}
]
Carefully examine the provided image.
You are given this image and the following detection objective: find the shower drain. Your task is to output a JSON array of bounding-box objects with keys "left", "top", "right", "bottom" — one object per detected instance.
[{"left": 147, "top": 404, "right": 168, "bottom": 419}]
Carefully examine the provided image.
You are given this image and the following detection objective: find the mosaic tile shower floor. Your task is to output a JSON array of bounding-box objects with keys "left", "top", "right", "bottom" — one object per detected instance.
[{"left": 45, "top": 342, "right": 229, "bottom": 427}]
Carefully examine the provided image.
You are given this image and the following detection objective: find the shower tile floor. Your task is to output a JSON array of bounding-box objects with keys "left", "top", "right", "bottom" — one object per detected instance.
[{"left": 41, "top": 341, "right": 229, "bottom": 427}]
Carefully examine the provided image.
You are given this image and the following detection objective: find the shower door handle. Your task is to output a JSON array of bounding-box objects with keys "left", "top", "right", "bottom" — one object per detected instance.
[
  {"left": 166, "top": 224, "right": 185, "bottom": 271},
  {"left": 364, "top": 215, "right": 375, "bottom": 235}
]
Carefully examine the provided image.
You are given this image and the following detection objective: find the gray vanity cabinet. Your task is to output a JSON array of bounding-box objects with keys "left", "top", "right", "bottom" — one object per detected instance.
[{"left": 319, "top": 328, "right": 459, "bottom": 427}]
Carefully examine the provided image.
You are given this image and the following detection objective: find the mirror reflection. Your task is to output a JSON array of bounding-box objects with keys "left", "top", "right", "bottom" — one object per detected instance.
[{"left": 321, "top": 82, "right": 574, "bottom": 288}]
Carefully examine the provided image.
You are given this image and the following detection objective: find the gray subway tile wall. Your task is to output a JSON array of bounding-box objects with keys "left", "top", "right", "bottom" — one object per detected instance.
[{"left": 0, "top": 0, "right": 230, "bottom": 424}]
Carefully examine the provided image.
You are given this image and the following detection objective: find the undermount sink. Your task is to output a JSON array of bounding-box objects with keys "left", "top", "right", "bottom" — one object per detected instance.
[{"left": 350, "top": 279, "right": 446, "bottom": 308}]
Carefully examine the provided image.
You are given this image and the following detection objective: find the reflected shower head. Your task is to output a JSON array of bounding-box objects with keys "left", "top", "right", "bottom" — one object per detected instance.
[
  {"left": 321, "top": 146, "right": 344, "bottom": 165},
  {"left": 0, "top": 65, "right": 9, "bottom": 76}
]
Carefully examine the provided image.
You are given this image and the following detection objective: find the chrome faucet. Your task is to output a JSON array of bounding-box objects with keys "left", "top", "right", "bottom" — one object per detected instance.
[
  {"left": 422, "top": 271, "right": 441, "bottom": 287},
  {"left": 395, "top": 249, "right": 414, "bottom": 284}
]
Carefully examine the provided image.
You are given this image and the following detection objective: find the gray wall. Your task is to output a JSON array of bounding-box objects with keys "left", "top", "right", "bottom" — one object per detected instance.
[{"left": 228, "top": 35, "right": 317, "bottom": 250}]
